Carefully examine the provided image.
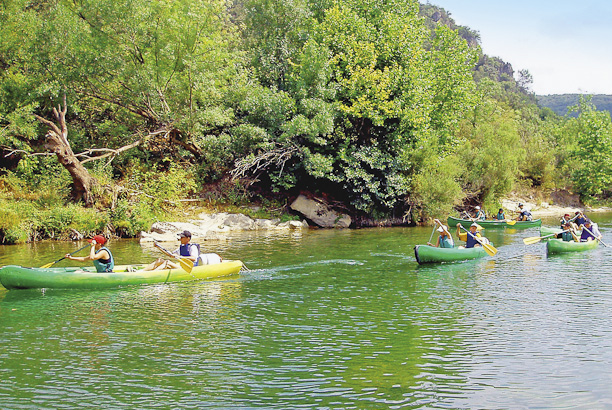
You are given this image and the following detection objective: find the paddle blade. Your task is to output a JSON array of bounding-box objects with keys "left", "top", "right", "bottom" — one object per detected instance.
[
  {"left": 483, "top": 243, "right": 498, "bottom": 256},
  {"left": 523, "top": 236, "right": 543, "bottom": 245},
  {"left": 40, "top": 261, "right": 56, "bottom": 269},
  {"left": 177, "top": 257, "right": 194, "bottom": 273},
  {"left": 505, "top": 220, "right": 516, "bottom": 226}
]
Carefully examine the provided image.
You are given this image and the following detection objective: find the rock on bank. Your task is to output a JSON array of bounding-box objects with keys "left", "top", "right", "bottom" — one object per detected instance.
[{"left": 140, "top": 212, "right": 309, "bottom": 243}]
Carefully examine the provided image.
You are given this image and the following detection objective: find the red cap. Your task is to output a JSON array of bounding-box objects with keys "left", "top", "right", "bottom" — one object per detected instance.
[{"left": 88, "top": 235, "right": 107, "bottom": 245}]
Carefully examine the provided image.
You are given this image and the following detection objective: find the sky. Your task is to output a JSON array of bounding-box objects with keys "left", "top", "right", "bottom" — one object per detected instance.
[{"left": 427, "top": 0, "right": 612, "bottom": 95}]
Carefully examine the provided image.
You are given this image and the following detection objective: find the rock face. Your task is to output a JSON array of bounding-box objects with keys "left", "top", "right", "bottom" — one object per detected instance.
[
  {"left": 289, "top": 195, "right": 351, "bottom": 228},
  {"left": 140, "top": 212, "right": 309, "bottom": 243}
]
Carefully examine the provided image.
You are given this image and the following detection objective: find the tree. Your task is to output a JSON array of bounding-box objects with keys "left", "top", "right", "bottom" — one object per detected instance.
[
  {"left": 34, "top": 95, "right": 97, "bottom": 205},
  {"left": 238, "top": 0, "right": 478, "bottom": 216},
  {"left": 1, "top": 0, "right": 250, "bottom": 184},
  {"left": 517, "top": 69, "right": 533, "bottom": 93},
  {"left": 569, "top": 96, "right": 612, "bottom": 199}
]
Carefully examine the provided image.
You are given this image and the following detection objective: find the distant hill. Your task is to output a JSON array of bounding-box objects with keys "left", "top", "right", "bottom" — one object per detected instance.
[{"left": 537, "top": 94, "right": 612, "bottom": 116}]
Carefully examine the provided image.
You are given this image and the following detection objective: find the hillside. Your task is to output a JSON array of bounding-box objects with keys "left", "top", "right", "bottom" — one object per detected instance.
[{"left": 537, "top": 94, "right": 612, "bottom": 116}]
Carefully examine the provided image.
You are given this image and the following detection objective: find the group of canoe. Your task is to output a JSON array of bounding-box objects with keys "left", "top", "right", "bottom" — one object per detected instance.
[{"left": 415, "top": 214, "right": 607, "bottom": 265}]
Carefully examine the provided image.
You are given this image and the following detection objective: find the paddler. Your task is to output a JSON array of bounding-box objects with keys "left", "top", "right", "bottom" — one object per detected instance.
[
  {"left": 580, "top": 219, "right": 602, "bottom": 242},
  {"left": 495, "top": 208, "right": 506, "bottom": 220},
  {"left": 515, "top": 203, "right": 533, "bottom": 221},
  {"left": 64, "top": 234, "right": 114, "bottom": 272},
  {"left": 473, "top": 206, "right": 486, "bottom": 220},
  {"left": 555, "top": 222, "right": 579, "bottom": 242},
  {"left": 427, "top": 219, "right": 454, "bottom": 248},
  {"left": 456, "top": 222, "right": 486, "bottom": 248}
]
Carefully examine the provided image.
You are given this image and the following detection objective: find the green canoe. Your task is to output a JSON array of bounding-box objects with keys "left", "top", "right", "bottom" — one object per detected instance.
[
  {"left": 546, "top": 239, "right": 599, "bottom": 255},
  {"left": 540, "top": 226, "right": 563, "bottom": 239},
  {"left": 540, "top": 226, "right": 563, "bottom": 236},
  {"left": 414, "top": 245, "right": 486, "bottom": 264},
  {"left": 0, "top": 260, "right": 243, "bottom": 290},
  {"left": 448, "top": 216, "right": 542, "bottom": 229}
]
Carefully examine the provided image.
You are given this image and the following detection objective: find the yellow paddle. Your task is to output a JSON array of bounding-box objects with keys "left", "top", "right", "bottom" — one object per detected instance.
[
  {"left": 505, "top": 219, "right": 516, "bottom": 226},
  {"left": 154, "top": 242, "right": 194, "bottom": 273},
  {"left": 459, "top": 225, "right": 497, "bottom": 256},
  {"left": 523, "top": 230, "right": 568, "bottom": 245},
  {"left": 40, "top": 244, "right": 90, "bottom": 268}
]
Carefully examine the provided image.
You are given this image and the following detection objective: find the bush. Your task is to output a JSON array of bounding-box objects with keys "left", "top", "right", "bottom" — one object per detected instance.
[{"left": 412, "top": 155, "right": 464, "bottom": 218}]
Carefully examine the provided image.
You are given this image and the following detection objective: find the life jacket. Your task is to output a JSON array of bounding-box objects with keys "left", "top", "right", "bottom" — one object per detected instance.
[
  {"left": 575, "top": 216, "right": 587, "bottom": 226},
  {"left": 179, "top": 243, "right": 200, "bottom": 267},
  {"left": 580, "top": 228, "right": 595, "bottom": 242},
  {"left": 93, "top": 246, "right": 114, "bottom": 272},
  {"left": 439, "top": 235, "right": 454, "bottom": 248},
  {"left": 561, "top": 231, "right": 574, "bottom": 242},
  {"left": 465, "top": 232, "right": 480, "bottom": 248},
  {"left": 496, "top": 213, "right": 505, "bottom": 220}
]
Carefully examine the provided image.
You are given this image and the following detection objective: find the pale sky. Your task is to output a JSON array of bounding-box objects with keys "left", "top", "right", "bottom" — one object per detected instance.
[{"left": 428, "top": 0, "right": 612, "bottom": 95}]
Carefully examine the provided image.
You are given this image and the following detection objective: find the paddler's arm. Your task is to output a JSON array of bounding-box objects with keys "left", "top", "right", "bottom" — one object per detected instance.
[
  {"left": 88, "top": 240, "right": 110, "bottom": 261},
  {"left": 65, "top": 242, "right": 98, "bottom": 262},
  {"left": 455, "top": 224, "right": 467, "bottom": 241}
]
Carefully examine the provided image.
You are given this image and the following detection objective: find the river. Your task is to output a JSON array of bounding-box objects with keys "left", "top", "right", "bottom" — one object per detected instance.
[{"left": 1, "top": 214, "right": 611, "bottom": 409}]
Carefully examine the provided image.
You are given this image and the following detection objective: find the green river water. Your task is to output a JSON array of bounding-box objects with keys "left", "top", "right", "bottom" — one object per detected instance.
[{"left": 1, "top": 214, "right": 612, "bottom": 409}]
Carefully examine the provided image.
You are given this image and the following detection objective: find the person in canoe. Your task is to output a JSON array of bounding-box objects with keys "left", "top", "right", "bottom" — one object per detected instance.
[
  {"left": 473, "top": 206, "right": 486, "bottom": 220},
  {"left": 560, "top": 213, "right": 572, "bottom": 228},
  {"left": 555, "top": 221, "right": 579, "bottom": 242},
  {"left": 145, "top": 230, "right": 222, "bottom": 270},
  {"left": 64, "top": 235, "right": 114, "bottom": 272},
  {"left": 495, "top": 208, "right": 506, "bottom": 220},
  {"left": 515, "top": 203, "right": 533, "bottom": 221},
  {"left": 146, "top": 230, "right": 200, "bottom": 270},
  {"left": 574, "top": 211, "right": 587, "bottom": 227},
  {"left": 427, "top": 219, "right": 454, "bottom": 248},
  {"left": 580, "top": 220, "right": 602, "bottom": 242},
  {"left": 456, "top": 222, "right": 487, "bottom": 248}
]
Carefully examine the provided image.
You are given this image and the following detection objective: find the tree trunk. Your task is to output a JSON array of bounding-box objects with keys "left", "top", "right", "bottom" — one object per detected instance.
[{"left": 35, "top": 95, "right": 97, "bottom": 206}]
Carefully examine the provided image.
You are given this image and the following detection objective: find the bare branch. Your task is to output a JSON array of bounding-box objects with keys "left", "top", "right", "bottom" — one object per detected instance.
[
  {"left": 4, "top": 149, "right": 54, "bottom": 158},
  {"left": 34, "top": 114, "right": 62, "bottom": 137},
  {"left": 232, "top": 145, "right": 298, "bottom": 181},
  {"left": 80, "top": 139, "right": 142, "bottom": 164}
]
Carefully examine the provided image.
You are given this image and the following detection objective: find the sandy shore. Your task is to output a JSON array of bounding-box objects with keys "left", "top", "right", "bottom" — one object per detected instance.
[{"left": 501, "top": 199, "right": 611, "bottom": 218}]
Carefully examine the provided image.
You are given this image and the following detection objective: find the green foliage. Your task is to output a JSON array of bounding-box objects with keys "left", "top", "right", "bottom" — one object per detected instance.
[
  {"left": 568, "top": 97, "right": 612, "bottom": 198},
  {"left": 458, "top": 99, "right": 522, "bottom": 203},
  {"left": 241, "top": 0, "right": 478, "bottom": 215},
  {"left": 0, "top": 197, "right": 108, "bottom": 243},
  {"left": 1, "top": 0, "right": 612, "bottom": 231},
  {"left": 121, "top": 159, "right": 196, "bottom": 208},
  {"left": 110, "top": 198, "right": 156, "bottom": 238},
  {"left": 412, "top": 155, "right": 463, "bottom": 218}
]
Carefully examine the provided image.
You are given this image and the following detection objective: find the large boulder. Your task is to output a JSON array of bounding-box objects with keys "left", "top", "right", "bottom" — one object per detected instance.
[{"left": 290, "top": 195, "right": 351, "bottom": 228}]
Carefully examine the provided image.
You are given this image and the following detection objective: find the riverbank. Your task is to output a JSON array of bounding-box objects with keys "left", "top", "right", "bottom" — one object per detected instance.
[
  {"left": 139, "top": 211, "right": 309, "bottom": 243},
  {"left": 501, "top": 192, "right": 611, "bottom": 218}
]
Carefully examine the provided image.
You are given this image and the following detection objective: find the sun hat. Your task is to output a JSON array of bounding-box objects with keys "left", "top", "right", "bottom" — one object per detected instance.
[
  {"left": 518, "top": 203, "right": 523, "bottom": 207},
  {"left": 88, "top": 235, "right": 106, "bottom": 245},
  {"left": 437, "top": 225, "right": 448, "bottom": 232},
  {"left": 475, "top": 206, "right": 480, "bottom": 210},
  {"left": 470, "top": 222, "right": 479, "bottom": 228}
]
